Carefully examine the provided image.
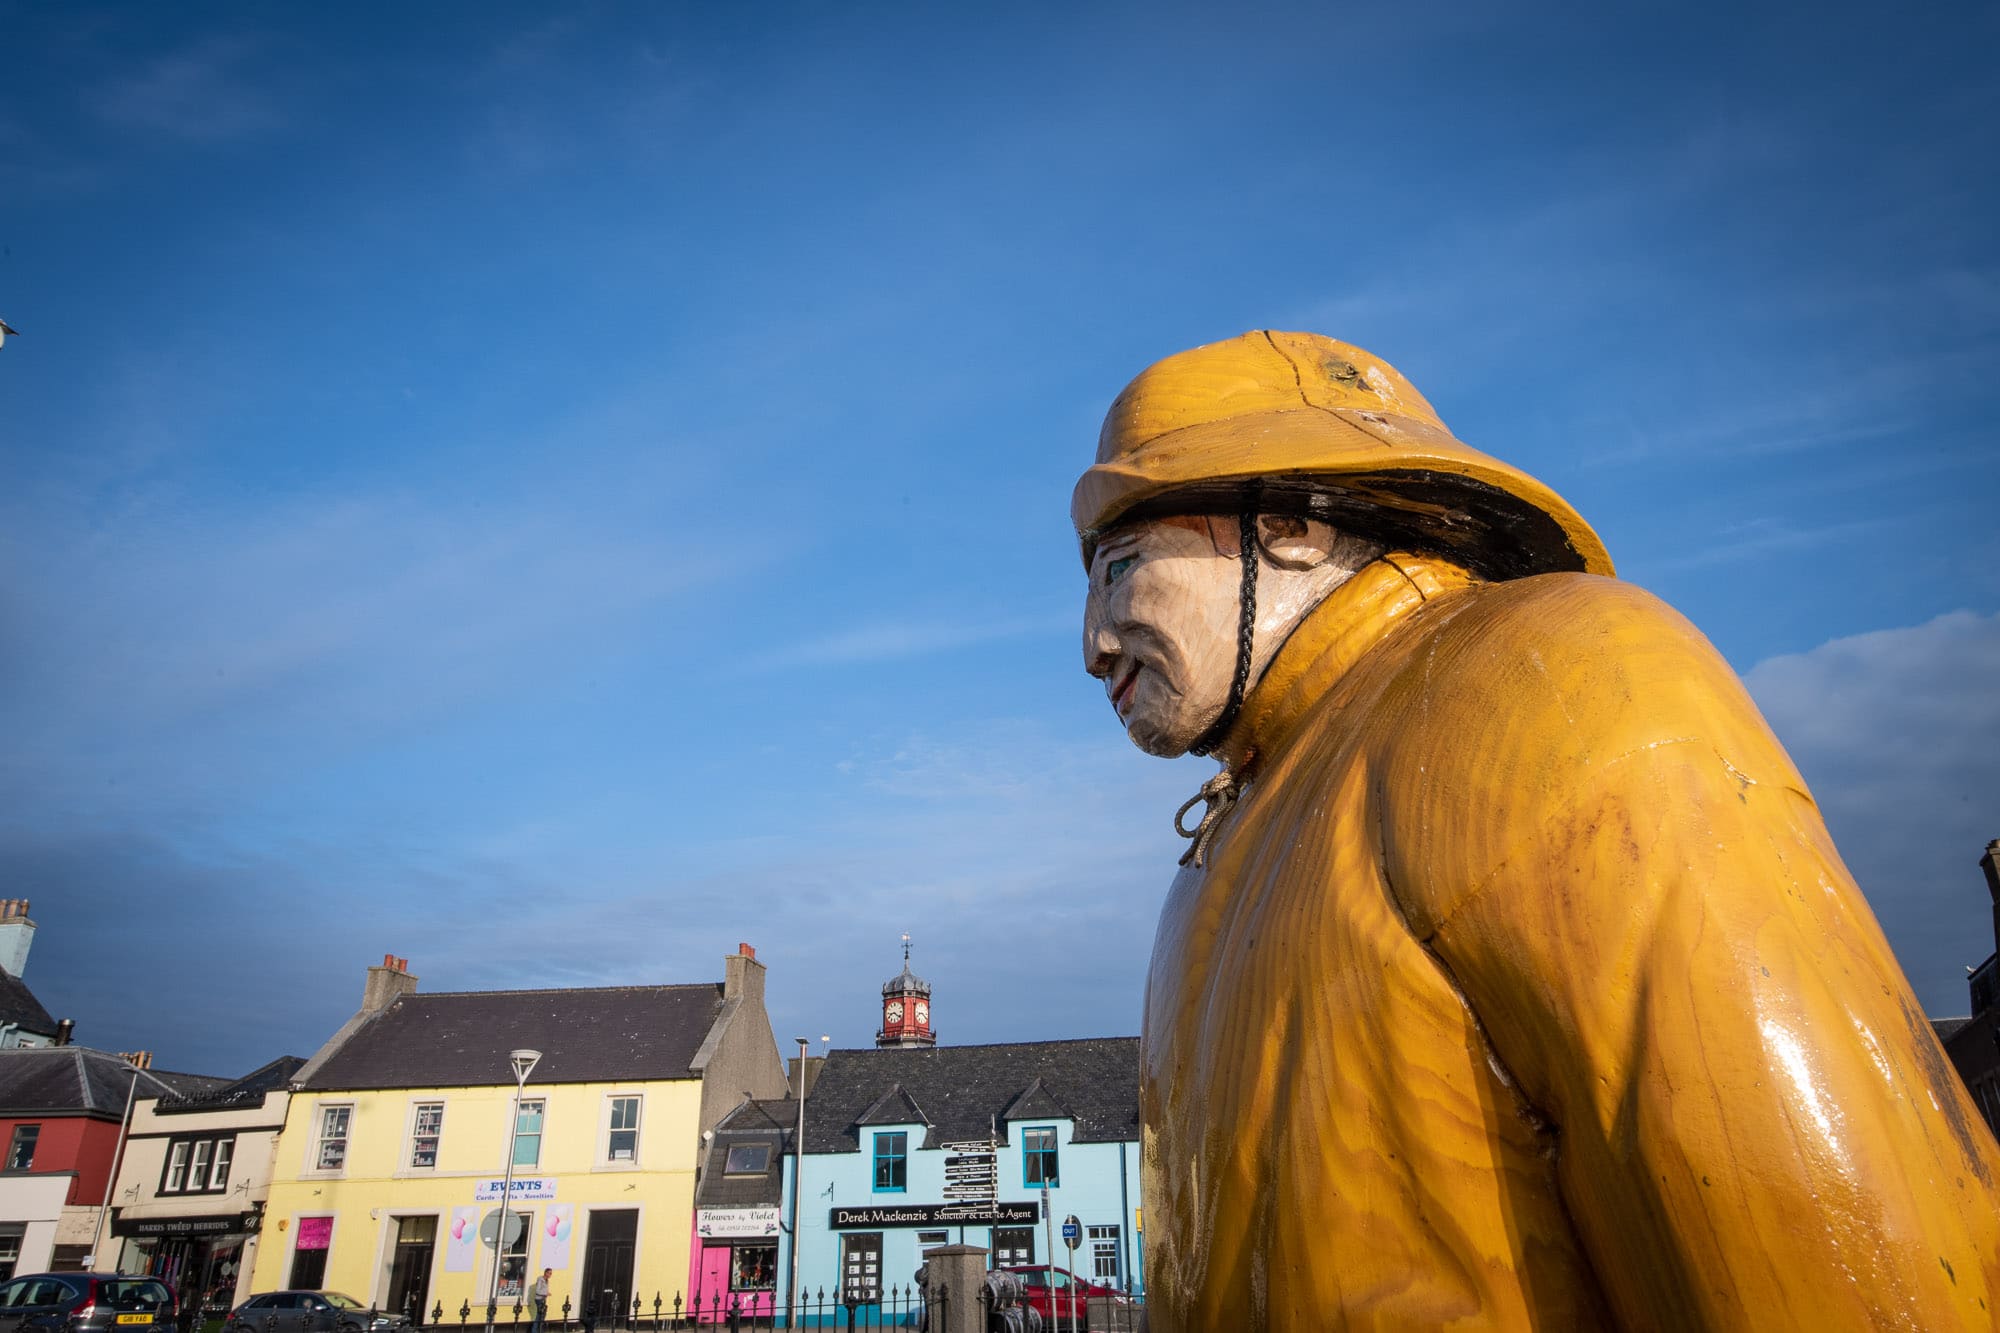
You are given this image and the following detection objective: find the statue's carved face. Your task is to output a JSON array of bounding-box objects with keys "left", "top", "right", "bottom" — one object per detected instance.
[
  {"left": 1082, "top": 514, "right": 1382, "bottom": 757},
  {"left": 1083, "top": 517, "right": 1244, "bottom": 756}
]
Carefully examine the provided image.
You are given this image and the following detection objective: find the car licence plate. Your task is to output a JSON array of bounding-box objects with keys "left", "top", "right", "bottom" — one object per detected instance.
[{"left": 117, "top": 1316, "right": 154, "bottom": 1325}]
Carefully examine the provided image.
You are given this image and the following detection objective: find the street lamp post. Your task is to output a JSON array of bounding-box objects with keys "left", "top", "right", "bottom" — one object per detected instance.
[
  {"left": 486, "top": 1049, "right": 542, "bottom": 1332},
  {"left": 784, "top": 1036, "right": 828, "bottom": 1329},
  {"left": 786, "top": 1038, "right": 806, "bottom": 1330},
  {"left": 87, "top": 1062, "right": 143, "bottom": 1270}
]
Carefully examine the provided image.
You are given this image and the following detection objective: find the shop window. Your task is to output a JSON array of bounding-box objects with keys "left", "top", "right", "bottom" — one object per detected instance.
[
  {"left": 872, "top": 1132, "right": 907, "bottom": 1192},
  {"left": 1021, "top": 1127, "right": 1058, "bottom": 1187},
  {"left": 1088, "top": 1225, "right": 1121, "bottom": 1284},
  {"left": 0, "top": 1224, "right": 21, "bottom": 1280},
  {"left": 47, "top": 1246, "right": 88, "bottom": 1273},
  {"left": 606, "top": 1096, "right": 640, "bottom": 1162},
  {"left": 410, "top": 1103, "right": 444, "bottom": 1169},
  {"left": 512, "top": 1100, "right": 544, "bottom": 1169},
  {"left": 161, "top": 1135, "right": 236, "bottom": 1195},
  {"left": 839, "top": 1233, "right": 881, "bottom": 1304},
  {"left": 493, "top": 1210, "right": 530, "bottom": 1300},
  {"left": 730, "top": 1244, "right": 777, "bottom": 1292},
  {"left": 5, "top": 1125, "right": 36, "bottom": 1171},
  {"left": 993, "top": 1227, "right": 1033, "bottom": 1265},
  {"left": 315, "top": 1105, "right": 352, "bottom": 1171},
  {"left": 723, "top": 1144, "right": 770, "bottom": 1174}
]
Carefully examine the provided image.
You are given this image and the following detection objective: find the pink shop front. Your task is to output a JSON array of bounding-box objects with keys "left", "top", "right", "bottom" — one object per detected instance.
[{"left": 688, "top": 1208, "right": 779, "bottom": 1323}]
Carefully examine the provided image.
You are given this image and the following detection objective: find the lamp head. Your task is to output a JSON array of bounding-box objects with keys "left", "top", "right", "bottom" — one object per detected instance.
[{"left": 509, "top": 1049, "right": 542, "bottom": 1083}]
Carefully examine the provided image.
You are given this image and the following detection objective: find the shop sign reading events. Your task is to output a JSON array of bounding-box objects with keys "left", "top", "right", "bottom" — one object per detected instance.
[
  {"left": 474, "top": 1179, "right": 557, "bottom": 1201},
  {"left": 696, "top": 1207, "right": 781, "bottom": 1239},
  {"left": 831, "top": 1202, "right": 1038, "bottom": 1230}
]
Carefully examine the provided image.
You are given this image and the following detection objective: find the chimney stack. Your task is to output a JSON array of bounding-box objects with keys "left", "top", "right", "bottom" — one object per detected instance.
[
  {"left": 363, "top": 953, "right": 419, "bottom": 1013},
  {"left": 1983, "top": 840, "right": 2000, "bottom": 962},
  {"left": 0, "top": 899, "right": 37, "bottom": 978},
  {"left": 723, "top": 942, "right": 766, "bottom": 1007},
  {"left": 53, "top": 1019, "right": 73, "bottom": 1047}
]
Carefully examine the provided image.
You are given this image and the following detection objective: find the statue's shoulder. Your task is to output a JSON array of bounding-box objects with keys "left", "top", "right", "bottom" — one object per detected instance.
[
  {"left": 1399, "top": 572, "right": 1734, "bottom": 719},
  {"left": 1364, "top": 571, "right": 1805, "bottom": 938}
]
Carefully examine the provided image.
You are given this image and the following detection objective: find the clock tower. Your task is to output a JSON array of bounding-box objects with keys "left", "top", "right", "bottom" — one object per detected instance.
[{"left": 877, "top": 933, "right": 936, "bottom": 1048}]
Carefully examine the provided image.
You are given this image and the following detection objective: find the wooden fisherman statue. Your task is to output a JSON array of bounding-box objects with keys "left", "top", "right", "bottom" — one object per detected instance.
[{"left": 1075, "top": 331, "right": 2000, "bottom": 1330}]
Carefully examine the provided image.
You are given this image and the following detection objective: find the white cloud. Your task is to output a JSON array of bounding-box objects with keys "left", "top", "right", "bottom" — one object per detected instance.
[
  {"left": 774, "top": 613, "right": 1066, "bottom": 669},
  {"left": 93, "top": 35, "right": 283, "bottom": 143},
  {"left": 1746, "top": 610, "right": 2000, "bottom": 1016}
]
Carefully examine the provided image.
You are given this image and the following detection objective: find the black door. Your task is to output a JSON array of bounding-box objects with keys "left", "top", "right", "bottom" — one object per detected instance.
[
  {"left": 385, "top": 1217, "right": 436, "bottom": 1323},
  {"left": 580, "top": 1211, "right": 637, "bottom": 1328}
]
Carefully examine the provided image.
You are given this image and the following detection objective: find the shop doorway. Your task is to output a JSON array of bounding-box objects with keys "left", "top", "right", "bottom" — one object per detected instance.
[
  {"left": 385, "top": 1217, "right": 436, "bottom": 1323},
  {"left": 580, "top": 1211, "right": 636, "bottom": 1327}
]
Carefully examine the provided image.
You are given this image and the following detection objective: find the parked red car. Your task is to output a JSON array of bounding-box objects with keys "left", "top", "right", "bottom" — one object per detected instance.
[{"left": 994, "top": 1266, "right": 1128, "bottom": 1330}]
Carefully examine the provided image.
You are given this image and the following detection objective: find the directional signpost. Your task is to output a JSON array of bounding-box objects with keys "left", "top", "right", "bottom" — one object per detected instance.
[{"left": 940, "top": 1139, "right": 998, "bottom": 1201}]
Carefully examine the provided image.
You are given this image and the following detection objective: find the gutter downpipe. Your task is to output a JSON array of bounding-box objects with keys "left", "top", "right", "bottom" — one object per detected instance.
[{"left": 1117, "top": 1139, "right": 1133, "bottom": 1295}]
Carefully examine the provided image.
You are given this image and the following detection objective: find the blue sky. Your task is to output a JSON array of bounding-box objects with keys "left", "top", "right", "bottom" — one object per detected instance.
[{"left": 2, "top": 2, "right": 1995, "bottom": 1076}]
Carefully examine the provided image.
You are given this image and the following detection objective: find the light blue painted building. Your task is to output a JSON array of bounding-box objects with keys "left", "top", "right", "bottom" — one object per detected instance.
[{"left": 777, "top": 1036, "right": 1142, "bottom": 1324}]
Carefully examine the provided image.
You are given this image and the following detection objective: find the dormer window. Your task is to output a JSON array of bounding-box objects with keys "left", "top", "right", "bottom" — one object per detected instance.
[
  {"left": 873, "top": 1131, "right": 908, "bottom": 1192},
  {"left": 1022, "top": 1126, "right": 1058, "bottom": 1187},
  {"left": 724, "top": 1144, "right": 771, "bottom": 1175}
]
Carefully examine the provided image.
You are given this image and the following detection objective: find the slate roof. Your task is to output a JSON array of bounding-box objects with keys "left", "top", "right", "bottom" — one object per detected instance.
[
  {"left": 0, "top": 1046, "right": 210, "bottom": 1115},
  {"left": 1932, "top": 1016, "right": 1972, "bottom": 1043},
  {"left": 801, "top": 1038, "right": 1139, "bottom": 1154},
  {"left": 695, "top": 1098, "right": 793, "bottom": 1209},
  {"left": 303, "top": 985, "right": 725, "bottom": 1091},
  {"left": 156, "top": 1055, "right": 307, "bottom": 1113},
  {"left": 0, "top": 971, "right": 57, "bottom": 1038}
]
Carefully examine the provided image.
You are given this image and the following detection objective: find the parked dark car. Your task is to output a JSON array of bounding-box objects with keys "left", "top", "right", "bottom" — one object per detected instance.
[
  {"left": 995, "top": 1267, "right": 1128, "bottom": 1331},
  {"left": 0, "top": 1274, "right": 176, "bottom": 1333},
  {"left": 222, "top": 1294, "right": 408, "bottom": 1333}
]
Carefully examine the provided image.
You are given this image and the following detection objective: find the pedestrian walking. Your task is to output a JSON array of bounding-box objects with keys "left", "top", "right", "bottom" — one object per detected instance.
[{"left": 530, "top": 1270, "right": 551, "bottom": 1333}]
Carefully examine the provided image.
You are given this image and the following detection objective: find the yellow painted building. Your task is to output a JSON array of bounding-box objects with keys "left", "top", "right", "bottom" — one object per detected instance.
[{"left": 253, "top": 950, "right": 784, "bottom": 1322}]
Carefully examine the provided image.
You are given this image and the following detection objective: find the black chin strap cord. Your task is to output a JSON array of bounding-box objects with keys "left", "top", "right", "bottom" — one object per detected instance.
[{"left": 1187, "top": 495, "right": 1261, "bottom": 759}]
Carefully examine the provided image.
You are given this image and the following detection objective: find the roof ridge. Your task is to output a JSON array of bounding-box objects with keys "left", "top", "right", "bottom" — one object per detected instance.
[
  {"left": 826, "top": 1035, "right": 1139, "bottom": 1055},
  {"left": 400, "top": 982, "right": 722, "bottom": 999}
]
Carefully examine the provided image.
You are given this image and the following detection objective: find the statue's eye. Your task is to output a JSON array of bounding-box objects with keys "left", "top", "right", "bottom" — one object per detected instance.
[{"left": 1104, "top": 556, "right": 1136, "bottom": 587}]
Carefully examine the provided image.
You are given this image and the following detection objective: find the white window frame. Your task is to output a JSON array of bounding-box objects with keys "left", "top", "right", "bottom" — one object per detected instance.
[
  {"left": 603, "top": 1094, "right": 641, "bottom": 1165},
  {"left": 1087, "top": 1225, "right": 1121, "bottom": 1284},
  {"left": 314, "top": 1103, "right": 354, "bottom": 1173},
  {"left": 409, "top": 1101, "right": 445, "bottom": 1170},
  {"left": 510, "top": 1099, "right": 545, "bottom": 1169},
  {"left": 160, "top": 1135, "right": 235, "bottom": 1196}
]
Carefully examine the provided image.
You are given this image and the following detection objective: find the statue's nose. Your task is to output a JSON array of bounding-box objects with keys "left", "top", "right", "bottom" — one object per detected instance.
[{"left": 1083, "top": 608, "right": 1120, "bottom": 679}]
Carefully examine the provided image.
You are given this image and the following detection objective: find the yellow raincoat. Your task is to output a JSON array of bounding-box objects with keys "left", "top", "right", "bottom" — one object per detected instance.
[{"left": 1140, "top": 552, "right": 2000, "bottom": 1330}]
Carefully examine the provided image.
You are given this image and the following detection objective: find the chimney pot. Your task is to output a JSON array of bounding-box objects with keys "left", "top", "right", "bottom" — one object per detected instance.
[{"left": 738, "top": 943, "right": 756, "bottom": 959}]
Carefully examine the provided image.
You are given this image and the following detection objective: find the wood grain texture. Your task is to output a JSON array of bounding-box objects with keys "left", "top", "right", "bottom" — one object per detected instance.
[{"left": 1140, "top": 555, "right": 2000, "bottom": 1331}]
